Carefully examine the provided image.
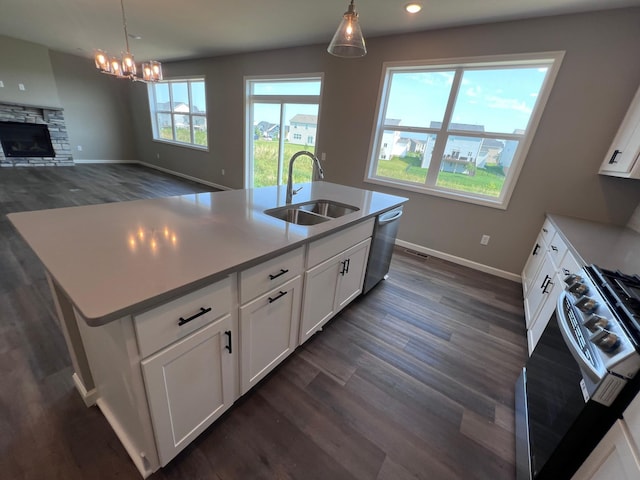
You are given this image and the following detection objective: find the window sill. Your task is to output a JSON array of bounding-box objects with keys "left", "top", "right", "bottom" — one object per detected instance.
[
  {"left": 364, "top": 177, "right": 509, "bottom": 210},
  {"left": 152, "top": 138, "right": 209, "bottom": 153}
]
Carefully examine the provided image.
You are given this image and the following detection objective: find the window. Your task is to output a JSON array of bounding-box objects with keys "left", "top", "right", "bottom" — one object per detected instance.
[
  {"left": 148, "top": 78, "right": 207, "bottom": 149},
  {"left": 366, "top": 53, "right": 563, "bottom": 208},
  {"left": 245, "top": 75, "right": 323, "bottom": 188}
]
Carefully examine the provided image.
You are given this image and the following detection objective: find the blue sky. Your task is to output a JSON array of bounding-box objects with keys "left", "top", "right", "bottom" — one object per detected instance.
[{"left": 385, "top": 67, "right": 549, "bottom": 134}]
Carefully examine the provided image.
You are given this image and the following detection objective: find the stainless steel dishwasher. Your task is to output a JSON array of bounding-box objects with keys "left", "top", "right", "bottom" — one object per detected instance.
[{"left": 362, "top": 206, "right": 403, "bottom": 294}]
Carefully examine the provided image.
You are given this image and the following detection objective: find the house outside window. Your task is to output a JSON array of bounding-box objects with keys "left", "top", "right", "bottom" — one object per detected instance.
[
  {"left": 148, "top": 78, "right": 207, "bottom": 149},
  {"left": 245, "top": 75, "right": 323, "bottom": 188},
  {"left": 365, "top": 52, "right": 564, "bottom": 209}
]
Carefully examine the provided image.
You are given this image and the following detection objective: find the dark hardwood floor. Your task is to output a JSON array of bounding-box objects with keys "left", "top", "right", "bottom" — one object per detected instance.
[{"left": 0, "top": 164, "right": 528, "bottom": 479}]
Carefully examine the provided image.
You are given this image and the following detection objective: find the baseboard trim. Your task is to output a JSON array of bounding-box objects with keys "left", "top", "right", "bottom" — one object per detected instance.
[
  {"left": 137, "top": 161, "right": 232, "bottom": 191},
  {"left": 395, "top": 239, "right": 522, "bottom": 283},
  {"left": 72, "top": 372, "right": 98, "bottom": 407},
  {"left": 74, "top": 159, "right": 137, "bottom": 164}
]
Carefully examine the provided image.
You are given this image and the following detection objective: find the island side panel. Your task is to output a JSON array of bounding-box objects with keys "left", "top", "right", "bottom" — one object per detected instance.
[{"left": 47, "top": 273, "right": 97, "bottom": 405}]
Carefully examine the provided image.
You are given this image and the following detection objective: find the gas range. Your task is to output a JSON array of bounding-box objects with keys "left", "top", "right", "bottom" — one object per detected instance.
[{"left": 561, "top": 265, "right": 640, "bottom": 399}]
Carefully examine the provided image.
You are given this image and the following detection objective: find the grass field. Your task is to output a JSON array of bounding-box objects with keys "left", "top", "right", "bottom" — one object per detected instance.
[
  {"left": 253, "top": 140, "right": 315, "bottom": 187},
  {"left": 376, "top": 153, "right": 505, "bottom": 197},
  {"left": 160, "top": 127, "right": 207, "bottom": 147}
]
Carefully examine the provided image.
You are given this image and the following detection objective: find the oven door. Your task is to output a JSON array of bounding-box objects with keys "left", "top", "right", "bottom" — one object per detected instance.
[{"left": 523, "top": 294, "right": 616, "bottom": 479}]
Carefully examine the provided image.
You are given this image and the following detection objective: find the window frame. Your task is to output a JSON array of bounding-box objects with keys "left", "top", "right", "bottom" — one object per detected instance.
[
  {"left": 148, "top": 77, "right": 208, "bottom": 151},
  {"left": 364, "top": 52, "right": 565, "bottom": 209},
  {"left": 244, "top": 73, "right": 324, "bottom": 189}
]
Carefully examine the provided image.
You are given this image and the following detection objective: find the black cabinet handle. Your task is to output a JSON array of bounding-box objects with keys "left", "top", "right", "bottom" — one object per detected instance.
[
  {"left": 540, "top": 274, "right": 550, "bottom": 290},
  {"left": 533, "top": 243, "right": 540, "bottom": 256},
  {"left": 268, "top": 290, "right": 288, "bottom": 303},
  {"left": 340, "top": 260, "right": 347, "bottom": 276},
  {"left": 542, "top": 228, "right": 548, "bottom": 233},
  {"left": 269, "top": 268, "right": 289, "bottom": 280},
  {"left": 551, "top": 245, "right": 559, "bottom": 252},
  {"left": 562, "top": 268, "right": 571, "bottom": 275},
  {"left": 345, "top": 258, "right": 351, "bottom": 274},
  {"left": 542, "top": 280, "right": 553, "bottom": 294},
  {"left": 224, "top": 331, "right": 232, "bottom": 353},
  {"left": 609, "top": 149, "right": 621, "bottom": 164},
  {"left": 178, "top": 307, "right": 212, "bottom": 326}
]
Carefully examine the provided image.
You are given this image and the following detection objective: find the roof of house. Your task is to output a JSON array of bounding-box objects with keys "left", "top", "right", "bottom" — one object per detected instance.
[
  {"left": 384, "top": 118, "right": 402, "bottom": 126},
  {"left": 430, "top": 121, "right": 485, "bottom": 132},
  {"left": 289, "top": 114, "right": 317, "bottom": 125}
]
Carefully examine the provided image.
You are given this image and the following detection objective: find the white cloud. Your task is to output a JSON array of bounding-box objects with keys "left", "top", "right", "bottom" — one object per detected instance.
[{"left": 485, "top": 95, "right": 532, "bottom": 114}]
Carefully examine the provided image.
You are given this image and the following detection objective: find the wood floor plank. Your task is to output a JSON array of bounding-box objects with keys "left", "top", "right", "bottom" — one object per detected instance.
[{"left": 0, "top": 164, "right": 527, "bottom": 479}]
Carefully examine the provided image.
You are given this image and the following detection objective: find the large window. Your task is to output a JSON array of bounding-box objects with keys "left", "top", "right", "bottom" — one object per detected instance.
[
  {"left": 245, "top": 75, "right": 323, "bottom": 188},
  {"left": 148, "top": 78, "right": 207, "bottom": 149},
  {"left": 366, "top": 53, "right": 564, "bottom": 208}
]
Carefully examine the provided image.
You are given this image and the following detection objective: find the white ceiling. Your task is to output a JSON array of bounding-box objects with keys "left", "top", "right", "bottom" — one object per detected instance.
[{"left": 2, "top": 0, "right": 640, "bottom": 62}]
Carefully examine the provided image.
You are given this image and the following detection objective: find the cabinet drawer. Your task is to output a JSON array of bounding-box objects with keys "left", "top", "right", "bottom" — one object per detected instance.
[
  {"left": 540, "top": 218, "right": 557, "bottom": 247},
  {"left": 547, "top": 231, "right": 569, "bottom": 269},
  {"left": 306, "top": 218, "right": 374, "bottom": 268},
  {"left": 239, "top": 246, "right": 304, "bottom": 304},
  {"left": 135, "top": 276, "right": 232, "bottom": 358}
]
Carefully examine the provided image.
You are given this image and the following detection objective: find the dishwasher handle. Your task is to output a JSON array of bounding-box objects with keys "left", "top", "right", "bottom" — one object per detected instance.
[{"left": 378, "top": 209, "right": 403, "bottom": 225}]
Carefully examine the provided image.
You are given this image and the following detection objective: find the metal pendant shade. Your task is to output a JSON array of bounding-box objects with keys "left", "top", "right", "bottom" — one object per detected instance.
[{"left": 327, "top": 0, "right": 367, "bottom": 58}]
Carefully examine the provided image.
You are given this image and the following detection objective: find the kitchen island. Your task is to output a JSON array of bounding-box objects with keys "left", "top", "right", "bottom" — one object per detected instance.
[{"left": 8, "top": 181, "right": 407, "bottom": 478}]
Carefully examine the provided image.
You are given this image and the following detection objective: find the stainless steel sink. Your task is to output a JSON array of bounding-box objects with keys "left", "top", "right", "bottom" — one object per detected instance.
[
  {"left": 264, "top": 200, "right": 359, "bottom": 225},
  {"left": 297, "top": 200, "right": 359, "bottom": 218}
]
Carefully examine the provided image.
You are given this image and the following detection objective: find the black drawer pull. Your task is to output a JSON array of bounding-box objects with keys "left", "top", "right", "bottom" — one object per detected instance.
[
  {"left": 609, "top": 149, "right": 621, "bottom": 164},
  {"left": 178, "top": 307, "right": 212, "bottom": 326},
  {"left": 551, "top": 245, "right": 558, "bottom": 252},
  {"left": 533, "top": 243, "right": 540, "bottom": 256},
  {"left": 269, "top": 269, "right": 289, "bottom": 280},
  {"left": 268, "top": 290, "right": 288, "bottom": 303},
  {"left": 540, "top": 274, "right": 550, "bottom": 290},
  {"left": 225, "top": 331, "right": 232, "bottom": 353},
  {"left": 345, "top": 258, "right": 351, "bottom": 274}
]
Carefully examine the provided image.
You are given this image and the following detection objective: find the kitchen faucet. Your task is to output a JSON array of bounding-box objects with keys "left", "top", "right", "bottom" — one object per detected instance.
[{"left": 286, "top": 151, "right": 324, "bottom": 204}]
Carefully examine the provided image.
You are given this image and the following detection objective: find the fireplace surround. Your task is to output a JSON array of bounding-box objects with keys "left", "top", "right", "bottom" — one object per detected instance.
[{"left": 0, "top": 103, "right": 73, "bottom": 166}]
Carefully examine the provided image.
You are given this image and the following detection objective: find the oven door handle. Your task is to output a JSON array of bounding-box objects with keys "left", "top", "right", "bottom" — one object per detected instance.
[{"left": 556, "top": 292, "right": 603, "bottom": 384}]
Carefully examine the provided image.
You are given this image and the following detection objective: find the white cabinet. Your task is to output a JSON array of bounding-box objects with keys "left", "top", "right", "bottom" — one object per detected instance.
[
  {"left": 134, "top": 275, "right": 237, "bottom": 467},
  {"left": 600, "top": 84, "right": 640, "bottom": 179},
  {"left": 572, "top": 421, "right": 640, "bottom": 480},
  {"left": 141, "top": 314, "right": 235, "bottom": 466},
  {"left": 239, "top": 275, "right": 302, "bottom": 394},
  {"left": 300, "top": 238, "right": 371, "bottom": 343},
  {"left": 522, "top": 219, "right": 582, "bottom": 354}
]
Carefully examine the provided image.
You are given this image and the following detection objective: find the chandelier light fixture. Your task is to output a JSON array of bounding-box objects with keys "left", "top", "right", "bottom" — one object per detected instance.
[
  {"left": 327, "top": 0, "right": 367, "bottom": 58},
  {"left": 94, "top": 0, "right": 163, "bottom": 82}
]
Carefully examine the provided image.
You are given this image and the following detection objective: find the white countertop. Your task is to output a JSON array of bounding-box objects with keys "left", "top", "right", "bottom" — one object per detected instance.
[
  {"left": 8, "top": 182, "right": 407, "bottom": 325},
  {"left": 548, "top": 214, "right": 640, "bottom": 274}
]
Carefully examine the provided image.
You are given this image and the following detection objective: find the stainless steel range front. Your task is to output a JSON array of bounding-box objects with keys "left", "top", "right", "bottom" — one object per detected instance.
[{"left": 515, "top": 265, "right": 640, "bottom": 479}]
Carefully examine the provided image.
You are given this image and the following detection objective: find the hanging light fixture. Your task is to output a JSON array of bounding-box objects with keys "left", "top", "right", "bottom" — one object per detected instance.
[
  {"left": 327, "top": 0, "right": 367, "bottom": 58},
  {"left": 94, "top": 0, "right": 163, "bottom": 82}
]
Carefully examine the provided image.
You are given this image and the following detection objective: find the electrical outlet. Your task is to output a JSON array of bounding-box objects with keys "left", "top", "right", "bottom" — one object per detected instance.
[
  {"left": 76, "top": 145, "right": 83, "bottom": 151},
  {"left": 18, "top": 83, "right": 25, "bottom": 91},
  {"left": 321, "top": 152, "right": 326, "bottom": 161},
  {"left": 221, "top": 169, "right": 225, "bottom": 176},
  {"left": 0, "top": 81, "right": 4, "bottom": 88},
  {"left": 480, "top": 234, "right": 490, "bottom": 245},
  {"left": 156, "top": 153, "right": 160, "bottom": 159}
]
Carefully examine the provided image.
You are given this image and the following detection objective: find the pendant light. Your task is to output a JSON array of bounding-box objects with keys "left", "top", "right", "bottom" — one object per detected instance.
[
  {"left": 94, "top": 0, "right": 163, "bottom": 82},
  {"left": 327, "top": 0, "right": 367, "bottom": 58}
]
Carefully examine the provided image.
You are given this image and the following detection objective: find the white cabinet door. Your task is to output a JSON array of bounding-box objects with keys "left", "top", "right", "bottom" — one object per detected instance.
[
  {"left": 300, "top": 238, "right": 371, "bottom": 344},
  {"left": 600, "top": 85, "right": 640, "bottom": 178},
  {"left": 141, "top": 314, "right": 235, "bottom": 467},
  {"left": 572, "top": 420, "right": 640, "bottom": 480},
  {"left": 522, "top": 232, "right": 547, "bottom": 296},
  {"left": 239, "top": 276, "right": 302, "bottom": 394},
  {"left": 335, "top": 239, "right": 370, "bottom": 312},
  {"left": 524, "top": 253, "right": 556, "bottom": 329},
  {"left": 300, "top": 256, "right": 341, "bottom": 343}
]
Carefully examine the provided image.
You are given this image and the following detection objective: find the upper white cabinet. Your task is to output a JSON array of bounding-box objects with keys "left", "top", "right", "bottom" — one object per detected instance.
[{"left": 600, "top": 84, "right": 640, "bottom": 178}]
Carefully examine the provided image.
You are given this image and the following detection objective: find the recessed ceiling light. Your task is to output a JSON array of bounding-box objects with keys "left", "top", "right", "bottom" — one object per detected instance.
[{"left": 405, "top": 3, "right": 422, "bottom": 14}]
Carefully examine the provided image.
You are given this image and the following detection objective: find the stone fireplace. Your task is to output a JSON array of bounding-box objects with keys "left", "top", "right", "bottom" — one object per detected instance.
[{"left": 0, "top": 103, "right": 73, "bottom": 166}]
